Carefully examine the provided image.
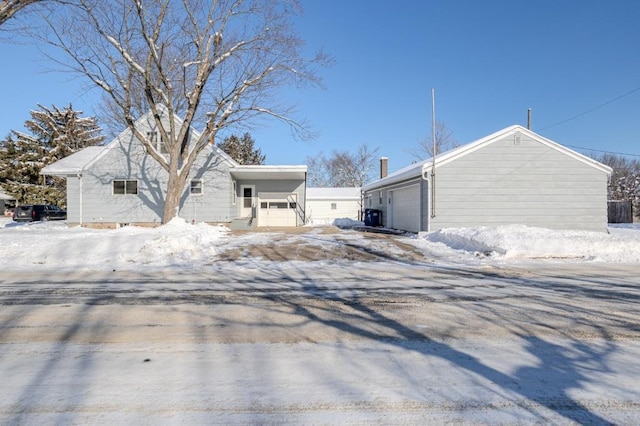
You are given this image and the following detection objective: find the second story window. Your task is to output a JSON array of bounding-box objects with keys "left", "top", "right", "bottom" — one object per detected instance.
[
  {"left": 147, "top": 131, "right": 168, "bottom": 154},
  {"left": 190, "top": 180, "right": 203, "bottom": 195}
]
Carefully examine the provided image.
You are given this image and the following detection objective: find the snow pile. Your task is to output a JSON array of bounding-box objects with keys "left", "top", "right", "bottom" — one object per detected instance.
[
  {"left": 305, "top": 217, "right": 363, "bottom": 228},
  {"left": 1, "top": 216, "right": 640, "bottom": 270},
  {"left": 333, "top": 217, "right": 363, "bottom": 228},
  {"left": 420, "top": 224, "right": 640, "bottom": 262},
  {"left": 135, "top": 217, "right": 228, "bottom": 265},
  {"left": 0, "top": 217, "right": 228, "bottom": 271}
]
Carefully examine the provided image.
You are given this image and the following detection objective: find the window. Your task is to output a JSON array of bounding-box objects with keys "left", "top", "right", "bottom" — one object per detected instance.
[
  {"left": 379, "top": 191, "right": 383, "bottom": 206},
  {"left": 113, "top": 180, "right": 138, "bottom": 195},
  {"left": 147, "top": 131, "right": 168, "bottom": 154},
  {"left": 367, "top": 195, "right": 372, "bottom": 207},
  {"left": 232, "top": 181, "right": 237, "bottom": 205},
  {"left": 331, "top": 203, "right": 337, "bottom": 210},
  {"left": 190, "top": 180, "right": 203, "bottom": 195}
]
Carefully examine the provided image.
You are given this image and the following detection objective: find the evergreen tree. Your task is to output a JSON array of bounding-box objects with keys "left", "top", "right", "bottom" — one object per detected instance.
[
  {"left": 0, "top": 104, "right": 104, "bottom": 207},
  {"left": 218, "top": 133, "right": 266, "bottom": 165}
]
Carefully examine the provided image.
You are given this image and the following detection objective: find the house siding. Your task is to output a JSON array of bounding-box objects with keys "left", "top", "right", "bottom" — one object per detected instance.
[
  {"left": 65, "top": 176, "right": 81, "bottom": 224},
  {"left": 77, "top": 116, "right": 234, "bottom": 225},
  {"left": 306, "top": 199, "right": 360, "bottom": 221},
  {"left": 429, "top": 133, "right": 609, "bottom": 232}
]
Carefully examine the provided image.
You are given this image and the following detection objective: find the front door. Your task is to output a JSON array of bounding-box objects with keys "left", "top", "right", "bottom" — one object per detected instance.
[{"left": 240, "top": 185, "right": 255, "bottom": 218}]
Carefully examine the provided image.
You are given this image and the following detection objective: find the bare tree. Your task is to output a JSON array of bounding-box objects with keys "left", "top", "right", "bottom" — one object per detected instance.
[
  {"left": 39, "top": 0, "right": 330, "bottom": 222},
  {"left": 410, "top": 120, "right": 458, "bottom": 160},
  {"left": 0, "top": 0, "right": 41, "bottom": 26},
  {"left": 306, "top": 143, "right": 379, "bottom": 187},
  {"left": 596, "top": 152, "right": 640, "bottom": 219}
]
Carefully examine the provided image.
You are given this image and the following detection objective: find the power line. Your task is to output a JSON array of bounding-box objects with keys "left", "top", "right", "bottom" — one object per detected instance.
[
  {"left": 538, "top": 86, "right": 640, "bottom": 131},
  {"left": 564, "top": 144, "right": 640, "bottom": 158}
]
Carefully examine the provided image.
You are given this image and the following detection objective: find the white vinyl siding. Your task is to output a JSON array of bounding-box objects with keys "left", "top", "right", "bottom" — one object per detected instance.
[
  {"left": 78, "top": 112, "right": 234, "bottom": 224},
  {"left": 430, "top": 134, "right": 608, "bottom": 232}
]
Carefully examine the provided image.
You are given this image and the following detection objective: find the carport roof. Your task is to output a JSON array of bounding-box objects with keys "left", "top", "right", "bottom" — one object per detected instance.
[{"left": 230, "top": 165, "right": 307, "bottom": 180}]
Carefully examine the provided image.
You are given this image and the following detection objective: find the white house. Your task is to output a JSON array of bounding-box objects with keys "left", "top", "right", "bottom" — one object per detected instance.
[
  {"left": 306, "top": 187, "right": 361, "bottom": 223},
  {"left": 0, "top": 190, "right": 16, "bottom": 216},
  {"left": 362, "top": 125, "right": 612, "bottom": 233},
  {"left": 42, "top": 108, "right": 307, "bottom": 229}
]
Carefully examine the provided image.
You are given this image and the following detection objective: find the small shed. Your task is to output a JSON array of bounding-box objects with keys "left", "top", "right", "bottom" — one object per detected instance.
[
  {"left": 306, "top": 187, "right": 361, "bottom": 223},
  {"left": 362, "top": 125, "right": 612, "bottom": 233}
]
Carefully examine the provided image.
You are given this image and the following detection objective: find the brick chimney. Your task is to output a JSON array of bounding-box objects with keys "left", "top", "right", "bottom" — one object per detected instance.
[{"left": 380, "top": 157, "right": 388, "bottom": 179}]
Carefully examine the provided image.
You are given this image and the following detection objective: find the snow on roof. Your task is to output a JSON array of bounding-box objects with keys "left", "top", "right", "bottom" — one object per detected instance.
[
  {"left": 361, "top": 158, "right": 429, "bottom": 191},
  {"left": 307, "top": 187, "right": 361, "bottom": 200},
  {"left": 230, "top": 165, "right": 307, "bottom": 180},
  {"left": 40, "top": 146, "right": 105, "bottom": 175},
  {"left": 0, "top": 190, "right": 15, "bottom": 200},
  {"left": 363, "top": 125, "right": 612, "bottom": 191}
]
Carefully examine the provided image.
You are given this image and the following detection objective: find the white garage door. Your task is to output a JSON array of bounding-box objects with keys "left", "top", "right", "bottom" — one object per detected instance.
[
  {"left": 391, "top": 185, "right": 421, "bottom": 232},
  {"left": 258, "top": 193, "right": 297, "bottom": 227}
]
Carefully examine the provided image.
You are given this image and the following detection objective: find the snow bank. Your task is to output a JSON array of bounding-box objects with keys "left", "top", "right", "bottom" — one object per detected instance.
[
  {"left": 419, "top": 224, "right": 640, "bottom": 262},
  {"left": 305, "top": 217, "right": 363, "bottom": 228},
  {"left": 0, "top": 217, "right": 228, "bottom": 271},
  {"left": 1, "top": 216, "right": 639, "bottom": 270}
]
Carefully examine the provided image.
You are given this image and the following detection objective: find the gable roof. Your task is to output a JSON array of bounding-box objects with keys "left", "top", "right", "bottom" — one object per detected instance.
[
  {"left": 41, "top": 146, "right": 105, "bottom": 175},
  {"left": 362, "top": 125, "right": 612, "bottom": 191},
  {"left": 42, "top": 108, "right": 238, "bottom": 176}
]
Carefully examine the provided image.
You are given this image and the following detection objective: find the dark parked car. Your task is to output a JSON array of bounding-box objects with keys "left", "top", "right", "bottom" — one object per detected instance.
[{"left": 13, "top": 204, "right": 67, "bottom": 222}]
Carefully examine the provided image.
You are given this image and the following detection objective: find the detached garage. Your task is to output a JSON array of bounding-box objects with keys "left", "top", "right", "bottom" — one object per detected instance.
[
  {"left": 306, "top": 187, "right": 361, "bottom": 223},
  {"left": 362, "top": 125, "right": 612, "bottom": 233}
]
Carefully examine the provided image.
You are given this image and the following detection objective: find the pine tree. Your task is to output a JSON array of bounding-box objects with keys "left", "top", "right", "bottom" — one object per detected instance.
[
  {"left": 0, "top": 104, "right": 105, "bottom": 207},
  {"left": 218, "top": 133, "right": 266, "bottom": 165}
]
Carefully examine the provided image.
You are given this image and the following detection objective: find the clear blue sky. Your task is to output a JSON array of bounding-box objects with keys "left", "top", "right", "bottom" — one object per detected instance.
[{"left": 1, "top": 0, "right": 639, "bottom": 175}]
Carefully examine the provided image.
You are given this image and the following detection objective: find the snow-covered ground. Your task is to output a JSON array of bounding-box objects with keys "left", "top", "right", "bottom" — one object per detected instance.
[
  {"left": 1, "top": 217, "right": 639, "bottom": 424},
  {"left": 1, "top": 216, "right": 639, "bottom": 270}
]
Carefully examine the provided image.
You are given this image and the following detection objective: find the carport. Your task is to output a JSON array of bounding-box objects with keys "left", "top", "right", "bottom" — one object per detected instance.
[{"left": 230, "top": 165, "right": 307, "bottom": 227}]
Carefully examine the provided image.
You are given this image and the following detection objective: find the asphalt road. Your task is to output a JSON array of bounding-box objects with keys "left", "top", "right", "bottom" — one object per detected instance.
[{"left": 1, "top": 262, "right": 639, "bottom": 424}]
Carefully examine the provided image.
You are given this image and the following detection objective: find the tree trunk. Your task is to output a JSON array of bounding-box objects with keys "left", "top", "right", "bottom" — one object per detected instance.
[{"left": 163, "top": 168, "right": 187, "bottom": 224}]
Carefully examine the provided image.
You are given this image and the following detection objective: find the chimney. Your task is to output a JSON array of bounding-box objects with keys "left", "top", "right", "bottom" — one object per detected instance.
[{"left": 380, "top": 157, "right": 388, "bottom": 179}]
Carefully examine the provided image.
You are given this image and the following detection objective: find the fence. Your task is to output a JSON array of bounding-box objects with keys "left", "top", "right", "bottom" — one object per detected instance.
[{"left": 608, "top": 201, "right": 633, "bottom": 223}]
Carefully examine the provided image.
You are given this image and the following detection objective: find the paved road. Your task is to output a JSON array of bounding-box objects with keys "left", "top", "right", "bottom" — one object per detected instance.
[{"left": 1, "top": 262, "right": 639, "bottom": 424}]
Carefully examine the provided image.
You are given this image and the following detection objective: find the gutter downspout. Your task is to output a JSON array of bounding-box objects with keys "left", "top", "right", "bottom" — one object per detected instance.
[
  {"left": 78, "top": 171, "right": 83, "bottom": 226},
  {"left": 430, "top": 88, "right": 436, "bottom": 219}
]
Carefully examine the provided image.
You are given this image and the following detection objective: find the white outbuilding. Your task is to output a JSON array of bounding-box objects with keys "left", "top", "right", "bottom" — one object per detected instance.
[
  {"left": 362, "top": 125, "right": 612, "bottom": 233},
  {"left": 306, "top": 187, "right": 361, "bottom": 224}
]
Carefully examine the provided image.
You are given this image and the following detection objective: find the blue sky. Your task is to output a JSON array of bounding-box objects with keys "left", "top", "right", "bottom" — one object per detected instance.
[{"left": 1, "top": 0, "right": 639, "bottom": 175}]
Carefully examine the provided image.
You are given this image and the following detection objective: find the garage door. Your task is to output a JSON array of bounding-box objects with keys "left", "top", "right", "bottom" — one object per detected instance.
[
  {"left": 391, "top": 185, "right": 421, "bottom": 232},
  {"left": 257, "top": 192, "right": 298, "bottom": 227}
]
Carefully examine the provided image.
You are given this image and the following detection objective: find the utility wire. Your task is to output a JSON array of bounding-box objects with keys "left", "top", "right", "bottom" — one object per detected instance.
[
  {"left": 538, "top": 86, "right": 640, "bottom": 131},
  {"left": 564, "top": 144, "right": 640, "bottom": 158}
]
